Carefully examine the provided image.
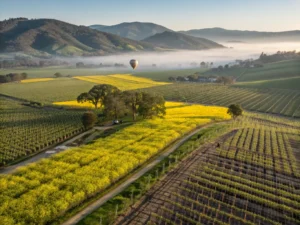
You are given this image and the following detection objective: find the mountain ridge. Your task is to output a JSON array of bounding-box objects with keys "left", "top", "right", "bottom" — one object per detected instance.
[
  {"left": 89, "top": 22, "right": 172, "bottom": 40},
  {"left": 143, "top": 31, "right": 224, "bottom": 50},
  {"left": 0, "top": 18, "right": 157, "bottom": 57},
  {"left": 180, "top": 27, "right": 300, "bottom": 42}
]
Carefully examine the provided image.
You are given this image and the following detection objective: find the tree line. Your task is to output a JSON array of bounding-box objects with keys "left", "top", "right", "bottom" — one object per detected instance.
[
  {"left": 0, "top": 58, "right": 69, "bottom": 69},
  {"left": 78, "top": 84, "right": 166, "bottom": 129},
  {"left": 76, "top": 62, "right": 126, "bottom": 69},
  {"left": 168, "top": 74, "right": 235, "bottom": 85},
  {"left": 258, "top": 51, "right": 300, "bottom": 64},
  {"left": 0, "top": 72, "right": 27, "bottom": 83}
]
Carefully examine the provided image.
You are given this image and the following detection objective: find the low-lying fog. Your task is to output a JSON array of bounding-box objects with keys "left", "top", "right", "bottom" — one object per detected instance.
[{"left": 72, "top": 42, "right": 300, "bottom": 71}]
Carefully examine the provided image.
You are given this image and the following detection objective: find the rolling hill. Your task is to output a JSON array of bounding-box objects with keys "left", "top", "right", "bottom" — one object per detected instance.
[
  {"left": 143, "top": 31, "right": 224, "bottom": 50},
  {"left": 89, "top": 24, "right": 107, "bottom": 30},
  {"left": 0, "top": 18, "right": 157, "bottom": 56},
  {"left": 181, "top": 27, "right": 300, "bottom": 42},
  {"left": 89, "top": 22, "right": 172, "bottom": 40}
]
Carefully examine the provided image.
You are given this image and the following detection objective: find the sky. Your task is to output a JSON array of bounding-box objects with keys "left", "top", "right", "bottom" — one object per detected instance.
[{"left": 0, "top": 0, "right": 299, "bottom": 31}]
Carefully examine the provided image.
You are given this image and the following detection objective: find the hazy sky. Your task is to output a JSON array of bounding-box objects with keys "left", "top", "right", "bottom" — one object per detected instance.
[{"left": 0, "top": 0, "right": 299, "bottom": 31}]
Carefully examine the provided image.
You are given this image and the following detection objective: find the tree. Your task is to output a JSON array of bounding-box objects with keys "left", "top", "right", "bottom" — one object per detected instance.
[
  {"left": 123, "top": 91, "right": 143, "bottom": 121},
  {"left": 7, "top": 73, "right": 22, "bottom": 81},
  {"left": 81, "top": 111, "right": 97, "bottom": 129},
  {"left": 168, "top": 76, "right": 175, "bottom": 82},
  {"left": 224, "top": 64, "right": 229, "bottom": 69},
  {"left": 216, "top": 76, "right": 235, "bottom": 85},
  {"left": 200, "top": 61, "right": 206, "bottom": 68},
  {"left": 217, "top": 65, "right": 223, "bottom": 70},
  {"left": 21, "top": 72, "right": 28, "bottom": 79},
  {"left": 227, "top": 104, "right": 243, "bottom": 119},
  {"left": 187, "top": 74, "right": 198, "bottom": 82},
  {"left": 77, "top": 84, "right": 120, "bottom": 109},
  {"left": 0, "top": 75, "right": 10, "bottom": 83},
  {"left": 177, "top": 76, "right": 186, "bottom": 82},
  {"left": 54, "top": 72, "right": 62, "bottom": 78},
  {"left": 103, "top": 90, "right": 127, "bottom": 119},
  {"left": 138, "top": 93, "right": 166, "bottom": 119}
]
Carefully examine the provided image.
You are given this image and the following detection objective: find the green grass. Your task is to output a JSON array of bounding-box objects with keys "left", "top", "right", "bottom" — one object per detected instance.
[
  {"left": 201, "top": 59, "right": 300, "bottom": 83},
  {"left": 235, "top": 76, "right": 300, "bottom": 90},
  {"left": 2, "top": 66, "right": 205, "bottom": 81},
  {"left": 203, "top": 67, "right": 247, "bottom": 79},
  {"left": 0, "top": 78, "right": 94, "bottom": 103},
  {"left": 238, "top": 59, "right": 300, "bottom": 82}
]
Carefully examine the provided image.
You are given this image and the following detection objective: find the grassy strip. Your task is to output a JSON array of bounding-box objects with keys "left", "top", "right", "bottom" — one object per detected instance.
[{"left": 77, "top": 123, "right": 231, "bottom": 225}]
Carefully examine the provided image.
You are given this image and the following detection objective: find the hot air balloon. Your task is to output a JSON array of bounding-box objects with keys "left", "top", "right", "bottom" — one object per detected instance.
[{"left": 130, "top": 59, "right": 138, "bottom": 69}]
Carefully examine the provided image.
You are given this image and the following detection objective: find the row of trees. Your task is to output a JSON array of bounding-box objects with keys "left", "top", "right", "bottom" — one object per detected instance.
[
  {"left": 76, "top": 62, "right": 126, "bottom": 68},
  {"left": 0, "top": 58, "right": 69, "bottom": 69},
  {"left": 78, "top": 84, "right": 166, "bottom": 124},
  {"left": 0, "top": 72, "right": 28, "bottom": 83},
  {"left": 168, "top": 75, "right": 235, "bottom": 85},
  {"left": 258, "top": 51, "right": 300, "bottom": 64},
  {"left": 190, "top": 62, "right": 214, "bottom": 68}
]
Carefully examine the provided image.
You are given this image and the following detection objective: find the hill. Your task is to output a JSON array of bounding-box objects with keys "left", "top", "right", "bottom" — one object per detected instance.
[
  {"left": 143, "top": 31, "right": 224, "bottom": 50},
  {"left": 89, "top": 22, "right": 172, "bottom": 40},
  {"left": 0, "top": 18, "right": 157, "bottom": 56},
  {"left": 235, "top": 77, "right": 300, "bottom": 90},
  {"left": 89, "top": 24, "right": 107, "bottom": 30},
  {"left": 181, "top": 27, "right": 300, "bottom": 42}
]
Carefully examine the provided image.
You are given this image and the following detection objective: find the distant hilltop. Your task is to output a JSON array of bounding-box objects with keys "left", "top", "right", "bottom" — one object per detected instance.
[
  {"left": 143, "top": 31, "right": 224, "bottom": 50},
  {"left": 180, "top": 27, "right": 300, "bottom": 42}
]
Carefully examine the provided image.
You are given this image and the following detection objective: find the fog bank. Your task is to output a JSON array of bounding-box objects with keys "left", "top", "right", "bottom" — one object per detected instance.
[{"left": 71, "top": 42, "right": 300, "bottom": 71}]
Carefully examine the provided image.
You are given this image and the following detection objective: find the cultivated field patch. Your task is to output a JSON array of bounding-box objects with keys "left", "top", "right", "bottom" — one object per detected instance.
[
  {"left": 74, "top": 74, "right": 169, "bottom": 90},
  {"left": 20, "top": 78, "right": 55, "bottom": 83},
  {"left": 53, "top": 100, "right": 95, "bottom": 108}
]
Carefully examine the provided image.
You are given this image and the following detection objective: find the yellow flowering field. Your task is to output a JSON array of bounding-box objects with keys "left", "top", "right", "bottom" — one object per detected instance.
[
  {"left": 0, "top": 103, "right": 229, "bottom": 225},
  {"left": 21, "top": 78, "right": 55, "bottom": 83},
  {"left": 74, "top": 74, "right": 169, "bottom": 90},
  {"left": 53, "top": 100, "right": 95, "bottom": 108}
]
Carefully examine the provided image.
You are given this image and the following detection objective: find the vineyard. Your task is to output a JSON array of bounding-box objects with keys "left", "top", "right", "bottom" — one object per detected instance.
[
  {"left": 0, "top": 103, "right": 230, "bottom": 225},
  {"left": 118, "top": 115, "right": 300, "bottom": 225},
  {"left": 203, "top": 59, "right": 300, "bottom": 82},
  {"left": 0, "top": 97, "right": 84, "bottom": 165},
  {"left": 74, "top": 74, "right": 169, "bottom": 90},
  {"left": 145, "top": 83, "right": 300, "bottom": 117}
]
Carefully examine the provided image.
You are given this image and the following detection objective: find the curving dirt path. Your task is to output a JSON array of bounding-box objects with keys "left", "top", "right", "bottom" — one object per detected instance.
[
  {"left": 62, "top": 122, "right": 227, "bottom": 225},
  {"left": 0, "top": 126, "right": 112, "bottom": 175}
]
